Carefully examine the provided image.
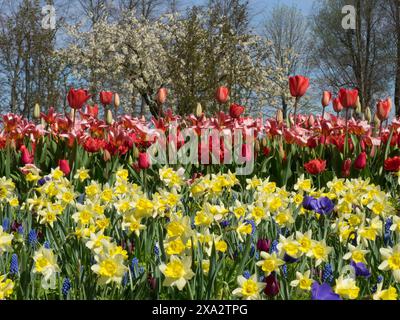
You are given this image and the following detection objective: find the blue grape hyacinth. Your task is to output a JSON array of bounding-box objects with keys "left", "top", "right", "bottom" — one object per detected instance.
[
  {"left": 62, "top": 278, "right": 71, "bottom": 298},
  {"left": 10, "top": 254, "right": 19, "bottom": 275},
  {"left": 322, "top": 264, "right": 334, "bottom": 284},
  {"left": 28, "top": 229, "right": 38, "bottom": 247}
]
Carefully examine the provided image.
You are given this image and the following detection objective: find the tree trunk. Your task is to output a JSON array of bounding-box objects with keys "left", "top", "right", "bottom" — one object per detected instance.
[{"left": 281, "top": 95, "right": 287, "bottom": 119}]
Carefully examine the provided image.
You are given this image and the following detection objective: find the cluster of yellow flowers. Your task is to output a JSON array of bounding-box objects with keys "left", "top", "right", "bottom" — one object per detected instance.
[
  {"left": 0, "top": 177, "right": 19, "bottom": 207},
  {"left": 0, "top": 165, "right": 399, "bottom": 299}
]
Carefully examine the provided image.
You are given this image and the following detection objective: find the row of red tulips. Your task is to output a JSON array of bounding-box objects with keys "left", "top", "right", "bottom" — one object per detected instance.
[{"left": 1, "top": 75, "right": 399, "bottom": 193}]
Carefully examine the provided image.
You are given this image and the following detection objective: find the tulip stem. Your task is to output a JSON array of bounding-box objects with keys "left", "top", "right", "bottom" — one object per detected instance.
[
  {"left": 73, "top": 109, "right": 76, "bottom": 128},
  {"left": 321, "top": 107, "right": 325, "bottom": 120},
  {"left": 344, "top": 108, "right": 349, "bottom": 158},
  {"left": 292, "top": 97, "right": 299, "bottom": 127}
]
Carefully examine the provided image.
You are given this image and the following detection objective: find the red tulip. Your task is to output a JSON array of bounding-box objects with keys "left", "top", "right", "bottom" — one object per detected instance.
[
  {"left": 156, "top": 87, "right": 168, "bottom": 105},
  {"left": 384, "top": 156, "right": 400, "bottom": 172},
  {"left": 307, "top": 137, "right": 318, "bottom": 149},
  {"left": 138, "top": 152, "right": 151, "bottom": 169},
  {"left": 333, "top": 98, "right": 343, "bottom": 113},
  {"left": 67, "top": 88, "right": 91, "bottom": 110},
  {"left": 58, "top": 159, "right": 71, "bottom": 176},
  {"left": 100, "top": 91, "right": 113, "bottom": 106},
  {"left": 304, "top": 159, "right": 326, "bottom": 175},
  {"left": 354, "top": 152, "right": 367, "bottom": 170},
  {"left": 20, "top": 145, "right": 34, "bottom": 165},
  {"left": 376, "top": 98, "right": 392, "bottom": 121},
  {"left": 338, "top": 88, "right": 358, "bottom": 109},
  {"left": 342, "top": 158, "right": 352, "bottom": 177},
  {"left": 215, "top": 86, "right": 229, "bottom": 104},
  {"left": 321, "top": 91, "right": 332, "bottom": 107},
  {"left": 229, "top": 103, "right": 245, "bottom": 118},
  {"left": 289, "top": 75, "right": 310, "bottom": 98},
  {"left": 264, "top": 274, "right": 280, "bottom": 297},
  {"left": 83, "top": 137, "right": 106, "bottom": 153},
  {"left": 262, "top": 147, "right": 270, "bottom": 157}
]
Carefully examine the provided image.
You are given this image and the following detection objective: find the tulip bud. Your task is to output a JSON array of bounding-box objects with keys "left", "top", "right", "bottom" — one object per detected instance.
[
  {"left": 103, "top": 149, "right": 111, "bottom": 162},
  {"left": 156, "top": 87, "right": 168, "bottom": 105},
  {"left": 278, "top": 141, "right": 285, "bottom": 159},
  {"left": 33, "top": 103, "right": 41, "bottom": 119},
  {"left": 133, "top": 146, "right": 139, "bottom": 159},
  {"left": 261, "top": 137, "right": 267, "bottom": 148},
  {"left": 321, "top": 91, "right": 332, "bottom": 107},
  {"left": 276, "top": 109, "right": 283, "bottom": 124},
  {"left": 355, "top": 96, "right": 362, "bottom": 114},
  {"left": 255, "top": 140, "right": 260, "bottom": 153},
  {"left": 106, "top": 109, "right": 113, "bottom": 125},
  {"left": 196, "top": 103, "right": 203, "bottom": 117},
  {"left": 373, "top": 113, "right": 381, "bottom": 128},
  {"left": 114, "top": 93, "right": 120, "bottom": 110},
  {"left": 308, "top": 114, "right": 315, "bottom": 127},
  {"left": 364, "top": 107, "right": 371, "bottom": 123}
]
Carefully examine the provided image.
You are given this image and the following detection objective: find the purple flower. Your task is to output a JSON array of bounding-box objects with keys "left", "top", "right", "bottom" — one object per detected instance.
[
  {"left": 303, "top": 196, "right": 318, "bottom": 211},
  {"left": 257, "top": 239, "right": 271, "bottom": 252},
  {"left": 283, "top": 253, "right": 298, "bottom": 264},
  {"left": 315, "top": 197, "right": 334, "bottom": 215},
  {"left": 264, "top": 273, "right": 280, "bottom": 297},
  {"left": 303, "top": 196, "right": 334, "bottom": 215},
  {"left": 350, "top": 261, "right": 371, "bottom": 278},
  {"left": 311, "top": 282, "right": 341, "bottom": 300}
]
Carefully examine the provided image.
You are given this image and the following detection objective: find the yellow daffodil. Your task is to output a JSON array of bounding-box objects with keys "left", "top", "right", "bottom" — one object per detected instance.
[
  {"left": 334, "top": 275, "right": 360, "bottom": 300},
  {"left": 0, "top": 226, "right": 13, "bottom": 255},
  {"left": 256, "top": 252, "right": 284, "bottom": 276},
  {"left": 290, "top": 270, "right": 313, "bottom": 291},
  {"left": 342, "top": 244, "right": 369, "bottom": 264},
  {"left": 74, "top": 168, "right": 90, "bottom": 182},
  {"left": 379, "top": 244, "right": 400, "bottom": 282},
  {"left": 33, "top": 247, "right": 61, "bottom": 290},
  {"left": 232, "top": 274, "right": 265, "bottom": 300},
  {"left": 0, "top": 275, "right": 14, "bottom": 300},
  {"left": 159, "top": 255, "right": 195, "bottom": 291},
  {"left": 373, "top": 283, "right": 398, "bottom": 300}
]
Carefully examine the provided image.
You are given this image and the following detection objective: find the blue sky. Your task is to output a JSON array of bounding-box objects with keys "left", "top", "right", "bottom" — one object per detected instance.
[{"left": 182, "top": 0, "right": 315, "bottom": 32}]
